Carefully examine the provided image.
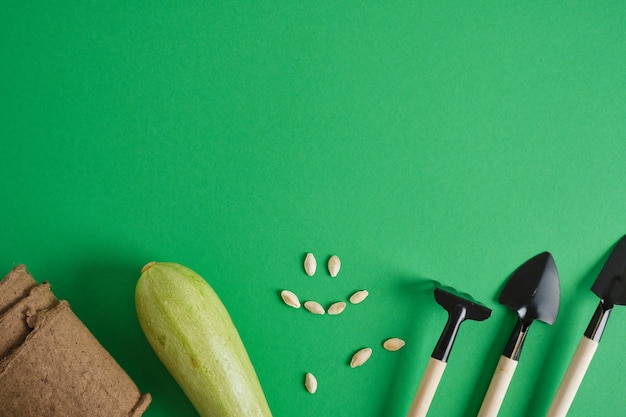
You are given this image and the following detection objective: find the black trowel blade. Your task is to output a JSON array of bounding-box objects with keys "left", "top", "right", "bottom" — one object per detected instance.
[
  {"left": 591, "top": 234, "right": 626, "bottom": 306},
  {"left": 499, "top": 252, "right": 560, "bottom": 325}
]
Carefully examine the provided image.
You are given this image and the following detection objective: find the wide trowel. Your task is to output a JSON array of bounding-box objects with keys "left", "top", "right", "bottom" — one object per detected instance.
[
  {"left": 477, "top": 252, "right": 560, "bottom": 417},
  {"left": 547, "top": 234, "right": 626, "bottom": 417},
  {"left": 407, "top": 282, "right": 492, "bottom": 417}
]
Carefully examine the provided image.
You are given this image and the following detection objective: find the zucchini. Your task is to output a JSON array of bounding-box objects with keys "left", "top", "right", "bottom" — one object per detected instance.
[{"left": 135, "top": 262, "right": 272, "bottom": 417}]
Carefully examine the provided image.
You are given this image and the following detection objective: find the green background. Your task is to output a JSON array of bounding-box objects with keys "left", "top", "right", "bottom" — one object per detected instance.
[{"left": 2, "top": 2, "right": 625, "bottom": 416}]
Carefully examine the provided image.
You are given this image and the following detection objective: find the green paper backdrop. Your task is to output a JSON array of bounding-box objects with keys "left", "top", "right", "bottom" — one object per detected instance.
[{"left": 2, "top": 2, "right": 625, "bottom": 416}]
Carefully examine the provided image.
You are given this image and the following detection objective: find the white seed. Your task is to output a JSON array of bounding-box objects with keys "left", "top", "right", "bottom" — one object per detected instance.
[
  {"left": 280, "top": 290, "right": 301, "bottom": 309},
  {"left": 383, "top": 338, "right": 406, "bottom": 351},
  {"left": 304, "top": 300, "right": 325, "bottom": 315},
  {"left": 349, "top": 290, "right": 369, "bottom": 304},
  {"left": 304, "top": 253, "right": 317, "bottom": 276},
  {"left": 327, "top": 255, "right": 341, "bottom": 277},
  {"left": 305, "top": 372, "right": 317, "bottom": 394},
  {"left": 350, "top": 347, "right": 372, "bottom": 368},
  {"left": 328, "top": 301, "right": 346, "bottom": 315}
]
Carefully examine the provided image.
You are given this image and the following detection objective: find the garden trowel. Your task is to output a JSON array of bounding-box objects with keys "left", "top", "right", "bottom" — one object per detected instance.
[
  {"left": 547, "top": 234, "right": 626, "bottom": 417},
  {"left": 477, "top": 252, "right": 560, "bottom": 417}
]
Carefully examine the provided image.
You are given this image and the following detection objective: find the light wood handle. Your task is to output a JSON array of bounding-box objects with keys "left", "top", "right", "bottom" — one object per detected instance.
[
  {"left": 477, "top": 355, "right": 518, "bottom": 417},
  {"left": 407, "top": 357, "right": 447, "bottom": 417},
  {"left": 546, "top": 336, "right": 598, "bottom": 417}
]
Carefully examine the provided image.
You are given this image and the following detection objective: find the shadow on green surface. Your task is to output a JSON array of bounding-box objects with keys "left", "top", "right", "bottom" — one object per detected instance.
[
  {"left": 460, "top": 258, "right": 527, "bottom": 415},
  {"left": 460, "top": 259, "right": 513, "bottom": 416},
  {"left": 62, "top": 252, "right": 198, "bottom": 417},
  {"left": 379, "top": 276, "right": 438, "bottom": 417},
  {"left": 462, "top": 309, "right": 513, "bottom": 415}
]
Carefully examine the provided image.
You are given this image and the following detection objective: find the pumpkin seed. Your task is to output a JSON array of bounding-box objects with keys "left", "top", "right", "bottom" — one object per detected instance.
[
  {"left": 304, "top": 253, "right": 316, "bottom": 276},
  {"left": 349, "top": 290, "right": 369, "bottom": 304},
  {"left": 305, "top": 372, "right": 317, "bottom": 394},
  {"left": 328, "top": 301, "right": 346, "bottom": 315},
  {"left": 304, "top": 300, "right": 325, "bottom": 315},
  {"left": 280, "top": 290, "right": 301, "bottom": 309},
  {"left": 350, "top": 347, "right": 372, "bottom": 368},
  {"left": 327, "top": 255, "right": 341, "bottom": 277},
  {"left": 383, "top": 337, "right": 405, "bottom": 351}
]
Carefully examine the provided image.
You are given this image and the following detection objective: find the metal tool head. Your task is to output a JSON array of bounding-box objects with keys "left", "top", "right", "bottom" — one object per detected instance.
[
  {"left": 434, "top": 282, "right": 492, "bottom": 322},
  {"left": 431, "top": 282, "right": 491, "bottom": 362},
  {"left": 591, "top": 234, "right": 626, "bottom": 306},
  {"left": 499, "top": 252, "right": 560, "bottom": 325}
]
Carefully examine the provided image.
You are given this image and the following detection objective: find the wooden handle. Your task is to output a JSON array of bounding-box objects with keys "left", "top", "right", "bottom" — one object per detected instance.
[
  {"left": 477, "top": 355, "right": 518, "bottom": 417},
  {"left": 407, "top": 357, "right": 447, "bottom": 417},
  {"left": 546, "top": 336, "right": 598, "bottom": 417}
]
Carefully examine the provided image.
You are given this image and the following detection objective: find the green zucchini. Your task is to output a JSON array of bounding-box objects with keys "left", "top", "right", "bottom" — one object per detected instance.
[{"left": 135, "top": 262, "right": 272, "bottom": 417}]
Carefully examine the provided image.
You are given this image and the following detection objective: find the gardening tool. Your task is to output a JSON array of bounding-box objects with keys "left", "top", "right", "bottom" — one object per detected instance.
[
  {"left": 407, "top": 282, "right": 492, "bottom": 417},
  {"left": 546, "top": 234, "right": 626, "bottom": 417},
  {"left": 477, "top": 252, "right": 560, "bottom": 417}
]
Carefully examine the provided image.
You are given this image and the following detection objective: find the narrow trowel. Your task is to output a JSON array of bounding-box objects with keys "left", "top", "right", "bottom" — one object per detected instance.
[
  {"left": 477, "top": 252, "right": 560, "bottom": 417},
  {"left": 547, "top": 234, "right": 626, "bottom": 417}
]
